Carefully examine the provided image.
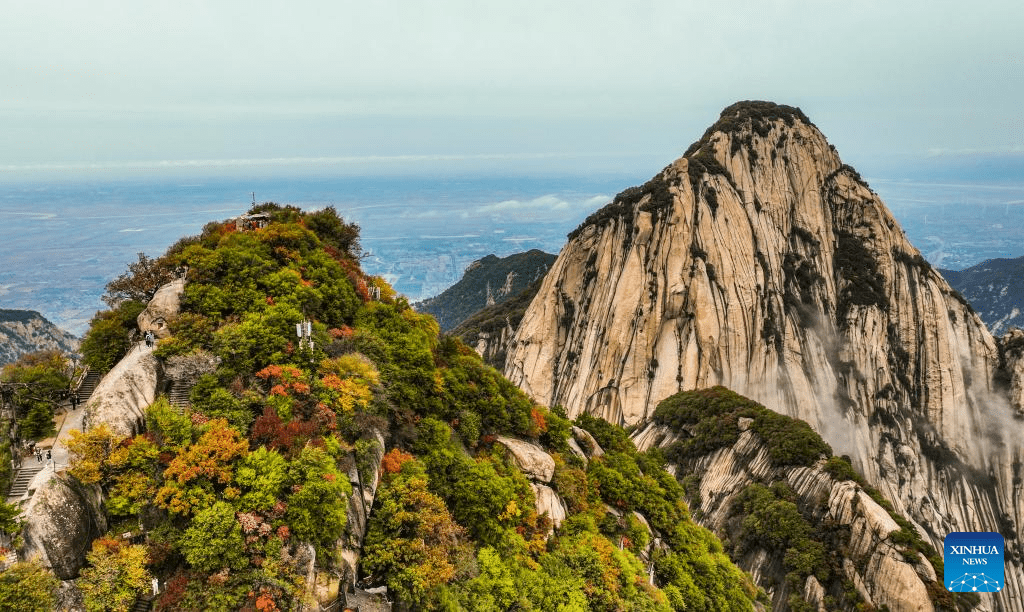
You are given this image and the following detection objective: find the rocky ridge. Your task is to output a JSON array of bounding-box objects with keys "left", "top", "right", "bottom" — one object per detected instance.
[
  {"left": 0, "top": 309, "right": 78, "bottom": 366},
  {"left": 505, "top": 101, "right": 1024, "bottom": 609},
  {"left": 452, "top": 277, "right": 545, "bottom": 370},
  {"left": 941, "top": 257, "right": 1024, "bottom": 335},
  {"left": 415, "top": 249, "right": 555, "bottom": 331}
]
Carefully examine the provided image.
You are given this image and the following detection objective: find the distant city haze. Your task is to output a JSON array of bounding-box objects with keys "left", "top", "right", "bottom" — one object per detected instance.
[{"left": 1, "top": 169, "right": 1022, "bottom": 336}]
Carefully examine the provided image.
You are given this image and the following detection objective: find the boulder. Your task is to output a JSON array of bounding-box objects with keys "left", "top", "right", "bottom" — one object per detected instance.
[
  {"left": 84, "top": 345, "right": 161, "bottom": 439},
  {"left": 137, "top": 278, "right": 185, "bottom": 339},
  {"left": 570, "top": 426, "right": 604, "bottom": 458},
  {"left": 20, "top": 475, "right": 106, "bottom": 580},
  {"left": 495, "top": 437, "right": 555, "bottom": 483},
  {"left": 566, "top": 436, "right": 588, "bottom": 465},
  {"left": 531, "top": 483, "right": 568, "bottom": 529}
]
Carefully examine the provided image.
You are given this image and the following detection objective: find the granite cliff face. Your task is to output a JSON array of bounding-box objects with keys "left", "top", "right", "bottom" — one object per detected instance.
[
  {"left": 505, "top": 102, "right": 1024, "bottom": 610},
  {"left": 628, "top": 387, "right": 965, "bottom": 611}
]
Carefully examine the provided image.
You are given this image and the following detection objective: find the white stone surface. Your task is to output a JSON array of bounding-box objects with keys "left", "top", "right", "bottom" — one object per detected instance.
[
  {"left": 137, "top": 277, "right": 185, "bottom": 339},
  {"left": 496, "top": 436, "right": 555, "bottom": 483}
]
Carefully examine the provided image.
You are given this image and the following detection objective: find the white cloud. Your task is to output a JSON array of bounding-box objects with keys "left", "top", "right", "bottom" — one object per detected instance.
[{"left": 474, "top": 194, "right": 610, "bottom": 217}]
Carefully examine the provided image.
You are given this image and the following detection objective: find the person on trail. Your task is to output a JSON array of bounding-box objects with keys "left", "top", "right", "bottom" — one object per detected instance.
[{"left": 145, "top": 330, "right": 155, "bottom": 348}]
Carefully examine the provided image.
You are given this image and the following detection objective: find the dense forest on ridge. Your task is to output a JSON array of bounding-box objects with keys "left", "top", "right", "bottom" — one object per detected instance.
[{"left": 0, "top": 204, "right": 761, "bottom": 611}]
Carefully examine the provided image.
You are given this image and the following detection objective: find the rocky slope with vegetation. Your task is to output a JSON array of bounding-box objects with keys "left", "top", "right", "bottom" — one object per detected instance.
[
  {"left": 0, "top": 309, "right": 77, "bottom": 366},
  {"left": 941, "top": 256, "right": 1024, "bottom": 335},
  {"left": 506, "top": 101, "right": 1024, "bottom": 610},
  {"left": 415, "top": 249, "right": 555, "bottom": 331},
  {"left": 632, "top": 387, "right": 974, "bottom": 612},
  {"left": 0, "top": 204, "right": 768, "bottom": 611}
]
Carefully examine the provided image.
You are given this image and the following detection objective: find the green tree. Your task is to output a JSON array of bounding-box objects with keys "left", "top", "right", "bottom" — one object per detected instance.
[
  {"left": 78, "top": 538, "right": 151, "bottom": 612},
  {"left": 1, "top": 350, "right": 70, "bottom": 440},
  {"left": 0, "top": 560, "right": 58, "bottom": 612},
  {"left": 80, "top": 300, "right": 146, "bottom": 373},
  {"left": 66, "top": 425, "right": 121, "bottom": 485},
  {"left": 361, "top": 459, "right": 467, "bottom": 608},
  {"left": 304, "top": 205, "right": 361, "bottom": 258},
  {"left": 284, "top": 446, "right": 350, "bottom": 552},
  {"left": 178, "top": 501, "right": 247, "bottom": 573},
  {"left": 233, "top": 446, "right": 288, "bottom": 513}
]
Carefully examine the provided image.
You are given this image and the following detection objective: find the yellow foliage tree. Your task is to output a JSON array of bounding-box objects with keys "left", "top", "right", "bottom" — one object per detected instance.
[{"left": 66, "top": 425, "right": 121, "bottom": 485}]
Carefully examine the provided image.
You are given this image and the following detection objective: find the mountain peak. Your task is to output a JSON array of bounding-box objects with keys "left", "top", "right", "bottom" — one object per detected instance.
[
  {"left": 684, "top": 100, "right": 814, "bottom": 157},
  {"left": 507, "top": 102, "right": 1024, "bottom": 605},
  {"left": 568, "top": 101, "right": 836, "bottom": 241}
]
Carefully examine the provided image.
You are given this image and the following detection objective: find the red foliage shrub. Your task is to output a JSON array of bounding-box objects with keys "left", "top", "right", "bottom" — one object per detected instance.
[
  {"left": 530, "top": 407, "right": 548, "bottom": 433},
  {"left": 154, "top": 572, "right": 192, "bottom": 612},
  {"left": 329, "top": 325, "right": 353, "bottom": 339},
  {"left": 381, "top": 448, "right": 414, "bottom": 474}
]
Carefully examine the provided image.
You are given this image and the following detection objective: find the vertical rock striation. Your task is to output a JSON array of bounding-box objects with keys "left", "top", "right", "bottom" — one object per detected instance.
[{"left": 505, "top": 101, "right": 1024, "bottom": 610}]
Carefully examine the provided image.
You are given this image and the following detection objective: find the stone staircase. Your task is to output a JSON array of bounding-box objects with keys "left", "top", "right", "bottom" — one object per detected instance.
[
  {"left": 167, "top": 380, "right": 192, "bottom": 413},
  {"left": 7, "top": 462, "right": 44, "bottom": 500},
  {"left": 76, "top": 369, "right": 102, "bottom": 403},
  {"left": 131, "top": 593, "right": 154, "bottom": 612}
]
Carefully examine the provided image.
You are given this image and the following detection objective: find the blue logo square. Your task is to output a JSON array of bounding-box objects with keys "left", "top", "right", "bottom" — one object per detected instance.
[{"left": 945, "top": 532, "right": 1004, "bottom": 592}]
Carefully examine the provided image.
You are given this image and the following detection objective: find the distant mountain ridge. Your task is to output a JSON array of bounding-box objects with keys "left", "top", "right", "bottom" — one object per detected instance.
[
  {"left": 451, "top": 278, "right": 544, "bottom": 370},
  {"left": 0, "top": 309, "right": 78, "bottom": 365},
  {"left": 941, "top": 256, "right": 1024, "bottom": 334},
  {"left": 414, "top": 249, "right": 555, "bottom": 331}
]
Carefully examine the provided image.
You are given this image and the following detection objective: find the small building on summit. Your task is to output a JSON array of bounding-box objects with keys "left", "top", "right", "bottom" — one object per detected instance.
[{"left": 234, "top": 212, "right": 271, "bottom": 231}]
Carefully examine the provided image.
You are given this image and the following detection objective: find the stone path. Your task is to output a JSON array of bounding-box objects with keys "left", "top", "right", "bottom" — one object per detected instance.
[{"left": 13, "top": 341, "right": 153, "bottom": 500}]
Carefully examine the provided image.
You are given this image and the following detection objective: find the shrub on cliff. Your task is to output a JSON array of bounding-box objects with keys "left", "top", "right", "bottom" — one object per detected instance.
[
  {"left": 653, "top": 386, "right": 831, "bottom": 467},
  {"left": 80, "top": 300, "right": 146, "bottom": 373},
  {"left": 0, "top": 560, "right": 59, "bottom": 612}
]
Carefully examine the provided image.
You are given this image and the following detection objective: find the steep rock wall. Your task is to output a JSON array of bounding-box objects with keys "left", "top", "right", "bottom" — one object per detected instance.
[
  {"left": 506, "top": 102, "right": 1024, "bottom": 609},
  {"left": 469, "top": 320, "right": 516, "bottom": 370}
]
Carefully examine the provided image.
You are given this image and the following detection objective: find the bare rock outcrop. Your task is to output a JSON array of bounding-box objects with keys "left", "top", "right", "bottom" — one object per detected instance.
[
  {"left": 469, "top": 322, "right": 517, "bottom": 370},
  {"left": 137, "top": 277, "right": 185, "bottom": 339},
  {"left": 1001, "top": 329, "right": 1024, "bottom": 414},
  {"left": 530, "top": 483, "right": 568, "bottom": 529},
  {"left": 506, "top": 102, "right": 1024, "bottom": 609},
  {"left": 83, "top": 344, "right": 160, "bottom": 438},
  {"left": 19, "top": 474, "right": 106, "bottom": 580},
  {"left": 633, "top": 421, "right": 937, "bottom": 612},
  {"left": 495, "top": 436, "right": 555, "bottom": 483},
  {"left": 332, "top": 428, "right": 387, "bottom": 609},
  {"left": 570, "top": 426, "right": 604, "bottom": 458}
]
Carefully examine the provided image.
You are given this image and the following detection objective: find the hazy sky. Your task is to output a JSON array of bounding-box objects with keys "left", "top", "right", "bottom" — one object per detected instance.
[{"left": 2, "top": 0, "right": 1021, "bottom": 179}]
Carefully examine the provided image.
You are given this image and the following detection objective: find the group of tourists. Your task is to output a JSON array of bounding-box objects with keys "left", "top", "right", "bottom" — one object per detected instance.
[{"left": 25, "top": 442, "right": 50, "bottom": 463}]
